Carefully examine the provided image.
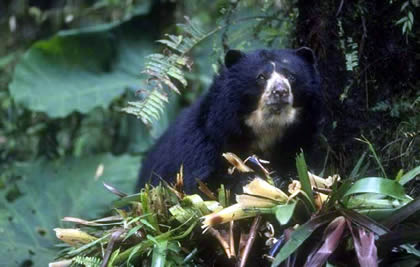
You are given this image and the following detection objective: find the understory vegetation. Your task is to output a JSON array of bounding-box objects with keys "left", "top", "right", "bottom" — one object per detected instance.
[{"left": 0, "top": 0, "right": 419, "bottom": 266}]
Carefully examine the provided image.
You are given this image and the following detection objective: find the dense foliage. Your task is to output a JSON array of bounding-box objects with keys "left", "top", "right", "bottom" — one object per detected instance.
[
  {"left": 0, "top": 0, "right": 419, "bottom": 266},
  {"left": 51, "top": 153, "right": 420, "bottom": 266}
]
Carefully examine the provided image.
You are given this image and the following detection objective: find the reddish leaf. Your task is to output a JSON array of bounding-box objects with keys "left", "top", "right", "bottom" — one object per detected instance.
[
  {"left": 350, "top": 227, "right": 378, "bottom": 267},
  {"left": 305, "top": 216, "right": 347, "bottom": 267}
]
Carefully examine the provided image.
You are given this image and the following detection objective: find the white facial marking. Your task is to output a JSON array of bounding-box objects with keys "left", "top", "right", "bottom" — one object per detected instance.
[
  {"left": 245, "top": 66, "right": 298, "bottom": 152},
  {"left": 264, "top": 70, "right": 293, "bottom": 107}
]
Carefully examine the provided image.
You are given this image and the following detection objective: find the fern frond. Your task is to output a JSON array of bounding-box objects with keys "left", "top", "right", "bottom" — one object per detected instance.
[
  {"left": 73, "top": 255, "right": 102, "bottom": 267},
  {"left": 123, "top": 17, "right": 222, "bottom": 125},
  {"left": 122, "top": 89, "right": 168, "bottom": 125}
]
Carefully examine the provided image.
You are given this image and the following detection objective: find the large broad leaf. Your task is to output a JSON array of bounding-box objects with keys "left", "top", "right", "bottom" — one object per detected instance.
[
  {"left": 343, "top": 177, "right": 410, "bottom": 201},
  {"left": 9, "top": 16, "right": 153, "bottom": 118},
  {"left": 0, "top": 154, "right": 140, "bottom": 266}
]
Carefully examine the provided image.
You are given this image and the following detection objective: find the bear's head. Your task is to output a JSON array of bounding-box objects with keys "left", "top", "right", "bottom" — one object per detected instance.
[{"left": 206, "top": 48, "right": 321, "bottom": 151}]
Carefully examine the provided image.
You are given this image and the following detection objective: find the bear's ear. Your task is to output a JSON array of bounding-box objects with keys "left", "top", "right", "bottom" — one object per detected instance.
[
  {"left": 295, "top": 47, "right": 316, "bottom": 65},
  {"left": 225, "top": 49, "right": 244, "bottom": 68}
]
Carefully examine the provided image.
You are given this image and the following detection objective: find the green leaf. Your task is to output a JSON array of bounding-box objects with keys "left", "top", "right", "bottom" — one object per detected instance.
[
  {"left": 395, "top": 169, "right": 404, "bottom": 181},
  {"left": 9, "top": 17, "right": 153, "bottom": 118},
  {"left": 346, "top": 194, "right": 406, "bottom": 209},
  {"left": 182, "top": 248, "right": 198, "bottom": 264},
  {"left": 399, "top": 166, "right": 420, "bottom": 185},
  {"left": 140, "top": 188, "right": 160, "bottom": 233},
  {"left": 168, "top": 67, "right": 188, "bottom": 86},
  {"left": 68, "top": 233, "right": 111, "bottom": 257},
  {"left": 349, "top": 152, "right": 367, "bottom": 179},
  {"left": 108, "top": 248, "right": 121, "bottom": 267},
  {"left": 140, "top": 218, "right": 157, "bottom": 232},
  {"left": 401, "top": 1, "right": 409, "bottom": 11},
  {"left": 326, "top": 179, "right": 353, "bottom": 209},
  {"left": 295, "top": 152, "right": 316, "bottom": 211},
  {"left": 0, "top": 154, "right": 140, "bottom": 266},
  {"left": 73, "top": 256, "right": 102, "bottom": 267},
  {"left": 151, "top": 239, "right": 168, "bottom": 267},
  {"left": 273, "top": 202, "right": 297, "bottom": 225},
  {"left": 343, "top": 177, "right": 409, "bottom": 201},
  {"left": 124, "top": 225, "right": 143, "bottom": 241},
  {"left": 218, "top": 184, "right": 228, "bottom": 207},
  {"left": 0, "top": 54, "right": 15, "bottom": 69},
  {"left": 356, "top": 136, "right": 387, "bottom": 178},
  {"left": 382, "top": 197, "right": 420, "bottom": 228},
  {"left": 396, "top": 17, "right": 408, "bottom": 25},
  {"left": 408, "top": 11, "right": 414, "bottom": 24},
  {"left": 157, "top": 39, "right": 183, "bottom": 52}
]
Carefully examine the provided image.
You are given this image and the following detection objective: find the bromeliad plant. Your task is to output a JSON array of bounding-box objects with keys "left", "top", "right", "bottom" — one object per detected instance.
[
  {"left": 50, "top": 152, "right": 420, "bottom": 267},
  {"left": 51, "top": 182, "right": 215, "bottom": 266},
  {"left": 200, "top": 153, "right": 420, "bottom": 266}
]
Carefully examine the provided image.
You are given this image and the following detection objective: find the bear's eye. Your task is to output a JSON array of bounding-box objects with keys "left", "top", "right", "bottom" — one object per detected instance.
[
  {"left": 287, "top": 73, "right": 296, "bottom": 83},
  {"left": 256, "top": 74, "right": 266, "bottom": 81}
]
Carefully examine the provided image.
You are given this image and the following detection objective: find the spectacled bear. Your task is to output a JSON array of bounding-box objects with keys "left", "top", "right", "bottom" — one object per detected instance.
[{"left": 137, "top": 47, "right": 322, "bottom": 192}]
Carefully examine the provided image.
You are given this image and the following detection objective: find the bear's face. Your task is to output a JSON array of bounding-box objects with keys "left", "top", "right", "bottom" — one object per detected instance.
[{"left": 222, "top": 48, "right": 319, "bottom": 151}]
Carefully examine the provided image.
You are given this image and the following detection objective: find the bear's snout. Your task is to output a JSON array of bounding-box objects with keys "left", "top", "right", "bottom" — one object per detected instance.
[
  {"left": 265, "top": 80, "right": 293, "bottom": 112},
  {"left": 263, "top": 69, "right": 293, "bottom": 111},
  {"left": 271, "top": 83, "right": 290, "bottom": 101}
]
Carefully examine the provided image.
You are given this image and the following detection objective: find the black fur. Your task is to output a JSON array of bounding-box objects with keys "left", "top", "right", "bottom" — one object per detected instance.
[{"left": 137, "top": 48, "right": 322, "bottom": 192}]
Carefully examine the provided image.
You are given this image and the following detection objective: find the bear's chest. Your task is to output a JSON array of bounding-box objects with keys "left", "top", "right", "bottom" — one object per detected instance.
[{"left": 245, "top": 106, "right": 300, "bottom": 153}]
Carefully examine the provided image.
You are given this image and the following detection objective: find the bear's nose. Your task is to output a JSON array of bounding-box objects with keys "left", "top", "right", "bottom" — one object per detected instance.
[{"left": 272, "top": 86, "right": 289, "bottom": 98}]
